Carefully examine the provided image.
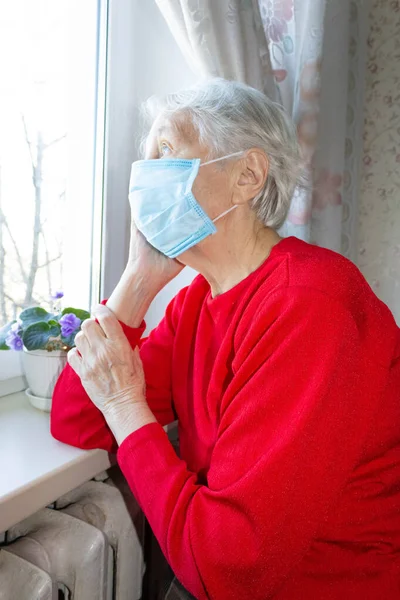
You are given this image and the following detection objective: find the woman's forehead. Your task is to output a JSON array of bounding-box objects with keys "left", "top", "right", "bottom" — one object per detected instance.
[
  {"left": 149, "top": 114, "right": 173, "bottom": 137},
  {"left": 149, "top": 113, "right": 197, "bottom": 142}
]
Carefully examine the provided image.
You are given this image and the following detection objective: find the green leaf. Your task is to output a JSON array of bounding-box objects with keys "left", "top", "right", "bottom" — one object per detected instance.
[
  {"left": 48, "top": 320, "right": 61, "bottom": 337},
  {"left": 61, "top": 307, "right": 90, "bottom": 321},
  {"left": 19, "top": 307, "right": 55, "bottom": 328},
  {"left": 22, "top": 321, "right": 59, "bottom": 351},
  {"left": 0, "top": 321, "right": 16, "bottom": 350}
]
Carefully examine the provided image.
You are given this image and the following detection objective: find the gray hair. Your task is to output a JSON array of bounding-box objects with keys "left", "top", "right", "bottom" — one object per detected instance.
[{"left": 140, "top": 78, "right": 306, "bottom": 230}]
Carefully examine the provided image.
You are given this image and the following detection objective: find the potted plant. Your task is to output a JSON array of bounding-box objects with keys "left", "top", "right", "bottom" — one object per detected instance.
[{"left": 0, "top": 291, "right": 90, "bottom": 411}]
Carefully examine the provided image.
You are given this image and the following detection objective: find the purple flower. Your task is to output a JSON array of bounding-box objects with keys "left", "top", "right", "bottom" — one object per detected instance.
[
  {"left": 6, "top": 330, "right": 24, "bottom": 351},
  {"left": 51, "top": 290, "right": 64, "bottom": 300},
  {"left": 59, "top": 313, "right": 81, "bottom": 337}
]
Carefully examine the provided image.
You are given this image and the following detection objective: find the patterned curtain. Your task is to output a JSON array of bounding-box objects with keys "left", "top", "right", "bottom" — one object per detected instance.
[
  {"left": 155, "top": 0, "right": 368, "bottom": 260},
  {"left": 154, "top": 0, "right": 277, "bottom": 94}
]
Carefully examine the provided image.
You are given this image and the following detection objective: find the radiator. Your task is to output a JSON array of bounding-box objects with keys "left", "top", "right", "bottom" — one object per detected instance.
[{"left": 0, "top": 467, "right": 146, "bottom": 600}]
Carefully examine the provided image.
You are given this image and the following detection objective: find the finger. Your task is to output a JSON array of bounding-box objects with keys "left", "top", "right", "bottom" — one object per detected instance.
[
  {"left": 74, "top": 330, "right": 91, "bottom": 356},
  {"left": 67, "top": 347, "right": 83, "bottom": 376},
  {"left": 132, "top": 346, "right": 143, "bottom": 363},
  {"left": 91, "top": 304, "right": 124, "bottom": 340},
  {"left": 131, "top": 347, "right": 145, "bottom": 375},
  {"left": 80, "top": 317, "right": 107, "bottom": 344}
]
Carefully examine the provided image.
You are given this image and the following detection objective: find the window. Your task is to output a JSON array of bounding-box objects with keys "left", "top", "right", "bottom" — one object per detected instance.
[
  {"left": 0, "top": 0, "right": 106, "bottom": 384},
  {"left": 0, "top": 0, "right": 102, "bottom": 330},
  {"left": 0, "top": 0, "right": 197, "bottom": 388}
]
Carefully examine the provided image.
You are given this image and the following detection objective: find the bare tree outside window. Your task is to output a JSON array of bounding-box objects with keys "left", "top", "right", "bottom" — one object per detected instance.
[
  {"left": 0, "top": 0, "right": 100, "bottom": 335},
  {"left": 0, "top": 1, "right": 68, "bottom": 328},
  {"left": 0, "top": 121, "right": 66, "bottom": 326}
]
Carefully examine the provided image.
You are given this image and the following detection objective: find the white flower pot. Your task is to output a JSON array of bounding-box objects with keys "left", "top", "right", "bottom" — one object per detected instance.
[{"left": 21, "top": 348, "right": 68, "bottom": 409}]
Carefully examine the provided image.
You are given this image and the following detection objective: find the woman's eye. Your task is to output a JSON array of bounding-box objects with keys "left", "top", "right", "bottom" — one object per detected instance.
[{"left": 159, "top": 142, "right": 172, "bottom": 156}]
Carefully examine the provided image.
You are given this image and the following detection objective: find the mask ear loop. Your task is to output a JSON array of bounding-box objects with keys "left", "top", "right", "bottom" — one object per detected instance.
[
  {"left": 212, "top": 204, "right": 238, "bottom": 223},
  {"left": 200, "top": 151, "right": 244, "bottom": 223},
  {"left": 200, "top": 150, "right": 245, "bottom": 167}
]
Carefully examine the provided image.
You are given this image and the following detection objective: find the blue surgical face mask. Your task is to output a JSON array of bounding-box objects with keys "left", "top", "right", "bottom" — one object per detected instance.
[{"left": 128, "top": 151, "right": 244, "bottom": 258}]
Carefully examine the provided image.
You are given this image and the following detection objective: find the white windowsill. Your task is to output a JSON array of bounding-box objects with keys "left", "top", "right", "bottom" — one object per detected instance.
[
  {"left": 0, "top": 390, "right": 179, "bottom": 534},
  {"left": 0, "top": 390, "right": 113, "bottom": 533}
]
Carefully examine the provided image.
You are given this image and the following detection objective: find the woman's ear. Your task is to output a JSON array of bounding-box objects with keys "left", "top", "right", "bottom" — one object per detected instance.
[{"left": 234, "top": 149, "right": 269, "bottom": 204}]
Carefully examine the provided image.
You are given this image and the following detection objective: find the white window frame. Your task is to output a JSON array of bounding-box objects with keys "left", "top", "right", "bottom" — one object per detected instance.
[{"left": 99, "top": 0, "right": 138, "bottom": 298}]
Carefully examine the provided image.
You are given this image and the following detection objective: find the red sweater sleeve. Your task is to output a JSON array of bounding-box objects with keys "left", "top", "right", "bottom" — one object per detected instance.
[
  {"left": 50, "top": 293, "right": 183, "bottom": 452},
  {"left": 116, "top": 287, "right": 387, "bottom": 599}
]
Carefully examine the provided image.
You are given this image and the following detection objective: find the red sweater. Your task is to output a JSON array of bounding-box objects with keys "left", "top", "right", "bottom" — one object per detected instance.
[{"left": 51, "top": 236, "right": 400, "bottom": 599}]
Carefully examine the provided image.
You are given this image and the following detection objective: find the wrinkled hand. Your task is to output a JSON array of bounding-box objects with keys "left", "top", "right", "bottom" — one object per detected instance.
[
  {"left": 67, "top": 304, "right": 147, "bottom": 416},
  {"left": 127, "top": 218, "right": 184, "bottom": 291}
]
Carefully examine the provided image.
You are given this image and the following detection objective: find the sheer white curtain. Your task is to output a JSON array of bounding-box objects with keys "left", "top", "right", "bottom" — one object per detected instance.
[
  {"left": 154, "top": 0, "right": 277, "bottom": 93},
  {"left": 155, "top": 0, "right": 368, "bottom": 260}
]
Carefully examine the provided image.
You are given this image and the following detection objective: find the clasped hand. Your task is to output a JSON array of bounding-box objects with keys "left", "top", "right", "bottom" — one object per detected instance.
[{"left": 67, "top": 304, "right": 146, "bottom": 416}]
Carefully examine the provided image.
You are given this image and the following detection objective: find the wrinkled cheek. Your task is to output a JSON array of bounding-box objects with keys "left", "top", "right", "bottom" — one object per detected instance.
[{"left": 193, "top": 173, "right": 231, "bottom": 219}]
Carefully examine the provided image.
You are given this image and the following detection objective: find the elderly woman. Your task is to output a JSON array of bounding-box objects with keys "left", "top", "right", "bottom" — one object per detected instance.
[{"left": 51, "top": 78, "right": 400, "bottom": 600}]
